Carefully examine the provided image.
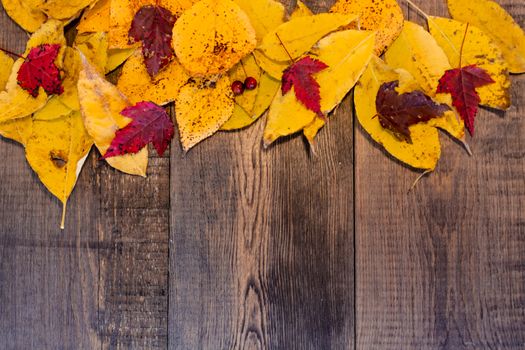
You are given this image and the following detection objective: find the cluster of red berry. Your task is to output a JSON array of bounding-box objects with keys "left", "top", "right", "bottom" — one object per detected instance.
[{"left": 231, "top": 77, "right": 258, "bottom": 96}]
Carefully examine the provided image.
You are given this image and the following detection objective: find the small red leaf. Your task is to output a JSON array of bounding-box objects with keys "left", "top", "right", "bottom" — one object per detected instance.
[
  {"left": 437, "top": 65, "right": 494, "bottom": 135},
  {"left": 17, "top": 44, "right": 63, "bottom": 97},
  {"left": 129, "top": 5, "right": 177, "bottom": 77},
  {"left": 103, "top": 101, "right": 174, "bottom": 158},
  {"left": 376, "top": 81, "right": 450, "bottom": 143},
  {"left": 281, "top": 56, "right": 328, "bottom": 117}
]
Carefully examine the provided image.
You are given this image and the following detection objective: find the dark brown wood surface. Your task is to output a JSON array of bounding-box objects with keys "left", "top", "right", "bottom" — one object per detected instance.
[{"left": 0, "top": 0, "right": 523, "bottom": 349}]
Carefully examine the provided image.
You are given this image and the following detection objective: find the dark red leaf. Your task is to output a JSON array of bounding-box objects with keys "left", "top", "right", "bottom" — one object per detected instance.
[
  {"left": 129, "top": 5, "right": 177, "bottom": 77},
  {"left": 376, "top": 81, "right": 450, "bottom": 143},
  {"left": 17, "top": 44, "right": 63, "bottom": 97},
  {"left": 103, "top": 101, "right": 174, "bottom": 158},
  {"left": 437, "top": 65, "right": 494, "bottom": 135},
  {"left": 281, "top": 56, "right": 328, "bottom": 117}
]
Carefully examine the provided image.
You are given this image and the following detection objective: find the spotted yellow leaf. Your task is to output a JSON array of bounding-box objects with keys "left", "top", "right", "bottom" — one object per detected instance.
[{"left": 175, "top": 76, "right": 234, "bottom": 151}]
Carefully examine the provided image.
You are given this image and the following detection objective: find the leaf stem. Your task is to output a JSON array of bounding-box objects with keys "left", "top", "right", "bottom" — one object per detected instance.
[
  {"left": 60, "top": 202, "right": 66, "bottom": 230},
  {"left": 275, "top": 33, "right": 295, "bottom": 63},
  {"left": 0, "top": 47, "right": 24, "bottom": 59},
  {"left": 403, "top": 0, "right": 429, "bottom": 19},
  {"left": 459, "top": 23, "right": 469, "bottom": 68},
  {"left": 240, "top": 59, "right": 248, "bottom": 78}
]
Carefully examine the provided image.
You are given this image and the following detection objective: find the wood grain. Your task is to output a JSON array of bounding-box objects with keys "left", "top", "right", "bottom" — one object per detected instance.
[{"left": 355, "top": 1, "right": 525, "bottom": 349}]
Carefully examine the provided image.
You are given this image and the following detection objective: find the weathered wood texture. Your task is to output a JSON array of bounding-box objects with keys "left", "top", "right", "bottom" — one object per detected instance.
[
  {"left": 0, "top": 0, "right": 523, "bottom": 349},
  {"left": 355, "top": 1, "right": 525, "bottom": 349}
]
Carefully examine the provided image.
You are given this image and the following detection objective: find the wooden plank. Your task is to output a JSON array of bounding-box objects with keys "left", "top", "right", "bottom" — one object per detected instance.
[
  {"left": 355, "top": 1, "right": 525, "bottom": 349},
  {"left": 0, "top": 10, "right": 171, "bottom": 349},
  {"left": 169, "top": 2, "right": 354, "bottom": 348}
]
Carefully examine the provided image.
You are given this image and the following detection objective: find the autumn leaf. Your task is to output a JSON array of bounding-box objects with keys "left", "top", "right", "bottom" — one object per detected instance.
[
  {"left": 103, "top": 101, "right": 174, "bottom": 158},
  {"left": 282, "top": 56, "right": 328, "bottom": 117},
  {"left": 17, "top": 44, "right": 63, "bottom": 97},
  {"left": 437, "top": 65, "right": 494, "bottom": 135},
  {"left": 377, "top": 81, "right": 450, "bottom": 143},
  {"left": 129, "top": 4, "right": 177, "bottom": 77},
  {"left": 1, "top": 0, "right": 46, "bottom": 32}
]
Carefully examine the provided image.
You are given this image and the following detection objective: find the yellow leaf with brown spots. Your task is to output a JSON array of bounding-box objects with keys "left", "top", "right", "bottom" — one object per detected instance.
[
  {"left": 77, "top": 0, "right": 110, "bottom": 33},
  {"left": 25, "top": 110, "right": 93, "bottom": 228},
  {"left": 233, "top": 0, "right": 285, "bottom": 44},
  {"left": 330, "top": 0, "right": 404, "bottom": 55},
  {"left": 355, "top": 56, "right": 441, "bottom": 171},
  {"left": 448, "top": 0, "right": 525, "bottom": 73},
  {"left": 428, "top": 17, "right": 511, "bottom": 110},
  {"left": 175, "top": 76, "right": 234, "bottom": 151},
  {"left": 0, "top": 20, "right": 66, "bottom": 123},
  {"left": 258, "top": 13, "right": 357, "bottom": 62},
  {"left": 75, "top": 32, "right": 109, "bottom": 73},
  {"left": 172, "top": 0, "right": 256, "bottom": 76},
  {"left": 24, "top": 0, "right": 97, "bottom": 20},
  {"left": 77, "top": 52, "right": 148, "bottom": 176},
  {"left": 1, "top": 0, "right": 46, "bottom": 32},
  {"left": 117, "top": 51, "right": 189, "bottom": 105}
]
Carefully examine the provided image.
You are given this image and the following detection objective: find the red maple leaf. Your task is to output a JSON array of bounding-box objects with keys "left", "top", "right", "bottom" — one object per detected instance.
[
  {"left": 129, "top": 5, "right": 177, "bottom": 77},
  {"left": 376, "top": 81, "right": 450, "bottom": 143},
  {"left": 281, "top": 56, "right": 328, "bottom": 117},
  {"left": 17, "top": 44, "right": 63, "bottom": 97},
  {"left": 437, "top": 65, "right": 494, "bottom": 135},
  {"left": 103, "top": 101, "right": 175, "bottom": 158}
]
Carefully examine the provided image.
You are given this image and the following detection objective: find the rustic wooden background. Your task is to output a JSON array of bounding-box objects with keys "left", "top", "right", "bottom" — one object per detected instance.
[{"left": 0, "top": 0, "right": 523, "bottom": 349}]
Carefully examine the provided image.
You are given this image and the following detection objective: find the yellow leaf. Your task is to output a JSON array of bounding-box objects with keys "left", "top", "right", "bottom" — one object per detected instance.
[
  {"left": 75, "top": 32, "right": 109, "bottom": 73},
  {"left": 175, "top": 76, "right": 234, "bottom": 151},
  {"left": 24, "top": 0, "right": 97, "bottom": 20},
  {"left": 428, "top": 16, "right": 511, "bottom": 110},
  {"left": 355, "top": 56, "right": 441, "bottom": 170},
  {"left": 303, "top": 117, "right": 325, "bottom": 146},
  {"left": 228, "top": 55, "right": 261, "bottom": 113},
  {"left": 384, "top": 21, "right": 464, "bottom": 141},
  {"left": 33, "top": 98, "right": 72, "bottom": 120},
  {"left": 447, "top": 0, "right": 525, "bottom": 74},
  {"left": 25, "top": 111, "right": 93, "bottom": 228},
  {"left": 290, "top": 1, "right": 313, "bottom": 19},
  {"left": 117, "top": 51, "right": 189, "bottom": 106},
  {"left": 252, "top": 49, "right": 288, "bottom": 80},
  {"left": 0, "top": 51, "right": 14, "bottom": 90},
  {"left": 0, "top": 117, "right": 33, "bottom": 145},
  {"left": 0, "top": 0, "right": 46, "bottom": 32},
  {"left": 220, "top": 105, "right": 253, "bottom": 131},
  {"left": 232, "top": 0, "right": 285, "bottom": 44},
  {"left": 0, "top": 20, "right": 66, "bottom": 123},
  {"left": 258, "top": 13, "right": 357, "bottom": 62},
  {"left": 106, "top": 48, "right": 136, "bottom": 73},
  {"left": 77, "top": 53, "right": 148, "bottom": 176},
  {"left": 172, "top": 0, "right": 256, "bottom": 76},
  {"left": 264, "top": 30, "right": 375, "bottom": 145},
  {"left": 109, "top": 0, "right": 191, "bottom": 49},
  {"left": 77, "top": 0, "right": 110, "bottom": 33},
  {"left": 330, "top": 0, "right": 404, "bottom": 55}
]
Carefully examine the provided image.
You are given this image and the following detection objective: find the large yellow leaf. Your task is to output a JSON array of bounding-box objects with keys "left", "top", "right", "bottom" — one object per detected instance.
[
  {"left": 428, "top": 16, "right": 511, "bottom": 110},
  {"left": 25, "top": 111, "right": 93, "bottom": 228},
  {"left": 447, "top": 0, "right": 525, "bottom": 73},
  {"left": 172, "top": 0, "right": 257, "bottom": 76},
  {"left": 77, "top": 53, "right": 148, "bottom": 176},
  {"left": 77, "top": 0, "right": 110, "bottom": 33},
  {"left": 264, "top": 30, "right": 375, "bottom": 146},
  {"left": 24, "top": 0, "right": 97, "bottom": 20},
  {"left": 1, "top": 0, "right": 46, "bottom": 32},
  {"left": 384, "top": 21, "right": 465, "bottom": 141},
  {"left": 258, "top": 13, "right": 357, "bottom": 62},
  {"left": 0, "top": 20, "right": 66, "bottom": 123},
  {"left": 117, "top": 51, "right": 189, "bottom": 105},
  {"left": 109, "top": 0, "right": 192, "bottom": 49},
  {"left": 175, "top": 76, "right": 234, "bottom": 151},
  {"left": 232, "top": 0, "right": 285, "bottom": 44},
  {"left": 330, "top": 0, "right": 404, "bottom": 55},
  {"left": 355, "top": 56, "right": 441, "bottom": 171}
]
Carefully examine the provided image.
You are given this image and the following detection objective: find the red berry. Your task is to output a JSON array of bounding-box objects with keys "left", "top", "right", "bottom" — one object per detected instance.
[
  {"left": 231, "top": 80, "right": 245, "bottom": 96},
  {"left": 244, "top": 77, "right": 258, "bottom": 90}
]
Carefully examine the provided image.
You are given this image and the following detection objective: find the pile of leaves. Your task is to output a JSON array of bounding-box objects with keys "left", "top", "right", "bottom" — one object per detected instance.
[{"left": 0, "top": 0, "right": 523, "bottom": 228}]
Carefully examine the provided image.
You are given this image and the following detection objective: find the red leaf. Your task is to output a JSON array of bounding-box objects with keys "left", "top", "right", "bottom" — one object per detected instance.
[
  {"left": 281, "top": 56, "right": 328, "bottom": 117},
  {"left": 17, "top": 44, "right": 63, "bottom": 98},
  {"left": 437, "top": 65, "right": 494, "bottom": 135},
  {"left": 376, "top": 81, "right": 450, "bottom": 143},
  {"left": 129, "top": 5, "right": 177, "bottom": 77},
  {"left": 103, "top": 101, "right": 174, "bottom": 158}
]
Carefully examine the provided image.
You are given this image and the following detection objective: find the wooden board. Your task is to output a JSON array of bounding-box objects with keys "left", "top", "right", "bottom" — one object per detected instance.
[
  {"left": 0, "top": 0, "right": 523, "bottom": 349},
  {"left": 355, "top": 1, "right": 525, "bottom": 349}
]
